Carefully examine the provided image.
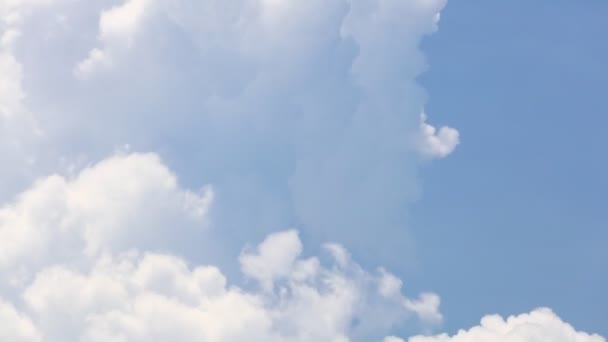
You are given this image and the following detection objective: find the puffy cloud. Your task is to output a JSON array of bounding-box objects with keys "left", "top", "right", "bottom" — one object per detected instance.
[
  {"left": 417, "top": 113, "right": 460, "bottom": 159},
  {"left": 4, "top": 2, "right": 600, "bottom": 342},
  {"left": 0, "top": 163, "right": 439, "bottom": 341},
  {"left": 0, "top": 150, "right": 441, "bottom": 341},
  {"left": 76, "top": 0, "right": 152, "bottom": 76},
  {"left": 0, "top": 1, "right": 473, "bottom": 340},
  {"left": 22, "top": 254, "right": 229, "bottom": 341},
  {"left": 0, "top": 0, "right": 460, "bottom": 266},
  {"left": 0, "top": 152, "right": 213, "bottom": 281},
  {"left": 17, "top": 233, "right": 438, "bottom": 341},
  {"left": 407, "top": 309, "right": 605, "bottom": 342},
  {"left": 239, "top": 229, "right": 303, "bottom": 291},
  {"left": 378, "top": 269, "right": 442, "bottom": 325}
]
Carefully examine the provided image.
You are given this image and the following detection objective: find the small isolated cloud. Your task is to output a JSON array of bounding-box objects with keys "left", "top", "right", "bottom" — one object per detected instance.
[
  {"left": 407, "top": 308, "right": 605, "bottom": 342},
  {"left": 417, "top": 113, "right": 460, "bottom": 159}
]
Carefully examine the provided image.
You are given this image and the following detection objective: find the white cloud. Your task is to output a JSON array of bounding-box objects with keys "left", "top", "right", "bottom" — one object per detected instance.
[
  {"left": 324, "top": 243, "right": 351, "bottom": 268},
  {"left": 76, "top": 0, "right": 153, "bottom": 77},
  {"left": 407, "top": 308, "right": 605, "bottom": 342},
  {"left": 385, "top": 337, "right": 406, "bottom": 342},
  {"left": 240, "top": 229, "right": 303, "bottom": 291},
  {"left": 1, "top": 0, "right": 461, "bottom": 264},
  {"left": 417, "top": 113, "right": 460, "bottom": 159},
  {"left": 0, "top": 1, "right": 518, "bottom": 340},
  {"left": 0, "top": 152, "right": 213, "bottom": 281},
  {"left": 98, "top": 0, "right": 150, "bottom": 43},
  {"left": 0, "top": 150, "right": 443, "bottom": 341},
  {"left": 378, "top": 268, "right": 443, "bottom": 325},
  {"left": 0, "top": 1, "right": 605, "bottom": 341},
  {"left": 23, "top": 241, "right": 412, "bottom": 341}
]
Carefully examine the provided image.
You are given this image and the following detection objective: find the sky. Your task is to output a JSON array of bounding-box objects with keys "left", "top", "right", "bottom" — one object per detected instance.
[
  {"left": 411, "top": 1, "right": 608, "bottom": 336},
  {"left": 0, "top": 0, "right": 606, "bottom": 341}
]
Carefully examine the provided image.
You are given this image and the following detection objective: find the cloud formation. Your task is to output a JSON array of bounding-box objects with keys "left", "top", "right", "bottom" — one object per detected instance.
[
  {"left": 0, "top": 0, "right": 459, "bottom": 264},
  {"left": 417, "top": 114, "right": 459, "bottom": 159},
  {"left": 0, "top": 152, "right": 212, "bottom": 282},
  {"left": 0, "top": 152, "right": 600, "bottom": 341},
  {"left": 0, "top": 154, "right": 440, "bottom": 341},
  {"left": 76, "top": 0, "right": 151, "bottom": 76},
  {"left": 1, "top": 0, "right": 604, "bottom": 341},
  {"left": 407, "top": 309, "right": 605, "bottom": 342}
]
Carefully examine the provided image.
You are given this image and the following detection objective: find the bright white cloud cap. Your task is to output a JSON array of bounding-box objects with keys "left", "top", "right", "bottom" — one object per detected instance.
[
  {"left": 0, "top": 152, "right": 213, "bottom": 278},
  {"left": 417, "top": 113, "right": 460, "bottom": 159},
  {"left": 408, "top": 308, "right": 605, "bottom": 342}
]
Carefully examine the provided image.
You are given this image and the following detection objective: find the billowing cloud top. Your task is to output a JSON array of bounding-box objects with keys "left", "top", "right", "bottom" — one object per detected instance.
[
  {"left": 0, "top": 0, "right": 603, "bottom": 341},
  {"left": 0, "top": 152, "right": 441, "bottom": 341},
  {"left": 0, "top": 0, "right": 458, "bottom": 252},
  {"left": 409, "top": 309, "right": 605, "bottom": 342}
]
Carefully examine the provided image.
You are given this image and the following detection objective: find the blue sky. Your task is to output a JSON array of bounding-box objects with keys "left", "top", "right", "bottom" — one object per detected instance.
[
  {"left": 0, "top": 1, "right": 606, "bottom": 341},
  {"left": 413, "top": 0, "right": 608, "bottom": 335}
]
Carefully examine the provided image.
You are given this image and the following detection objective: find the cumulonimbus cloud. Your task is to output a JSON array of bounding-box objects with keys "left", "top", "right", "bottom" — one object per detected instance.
[{"left": 0, "top": 0, "right": 459, "bottom": 263}]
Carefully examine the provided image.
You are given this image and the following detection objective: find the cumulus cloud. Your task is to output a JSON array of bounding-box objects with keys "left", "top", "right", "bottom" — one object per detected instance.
[
  {"left": 417, "top": 113, "right": 460, "bottom": 159},
  {"left": 239, "top": 229, "right": 303, "bottom": 292},
  {"left": 407, "top": 308, "right": 605, "bottom": 342},
  {"left": 0, "top": 153, "right": 441, "bottom": 340},
  {"left": 0, "top": 2, "right": 605, "bottom": 341},
  {"left": 0, "top": 0, "right": 462, "bottom": 266},
  {"left": 18, "top": 1, "right": 608, "bottom": 341},
  {"left": 75, "top": 0, "right": 152, "bottom": 77},
  {"left": 18, "top": 233, "right": 437, "bottom": 342},
  {"left": 0, "top": 152, "right": 212, "bottom": 282},
  {"left": 378, "top": 269, "right": 442, "bottom": 325}
]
